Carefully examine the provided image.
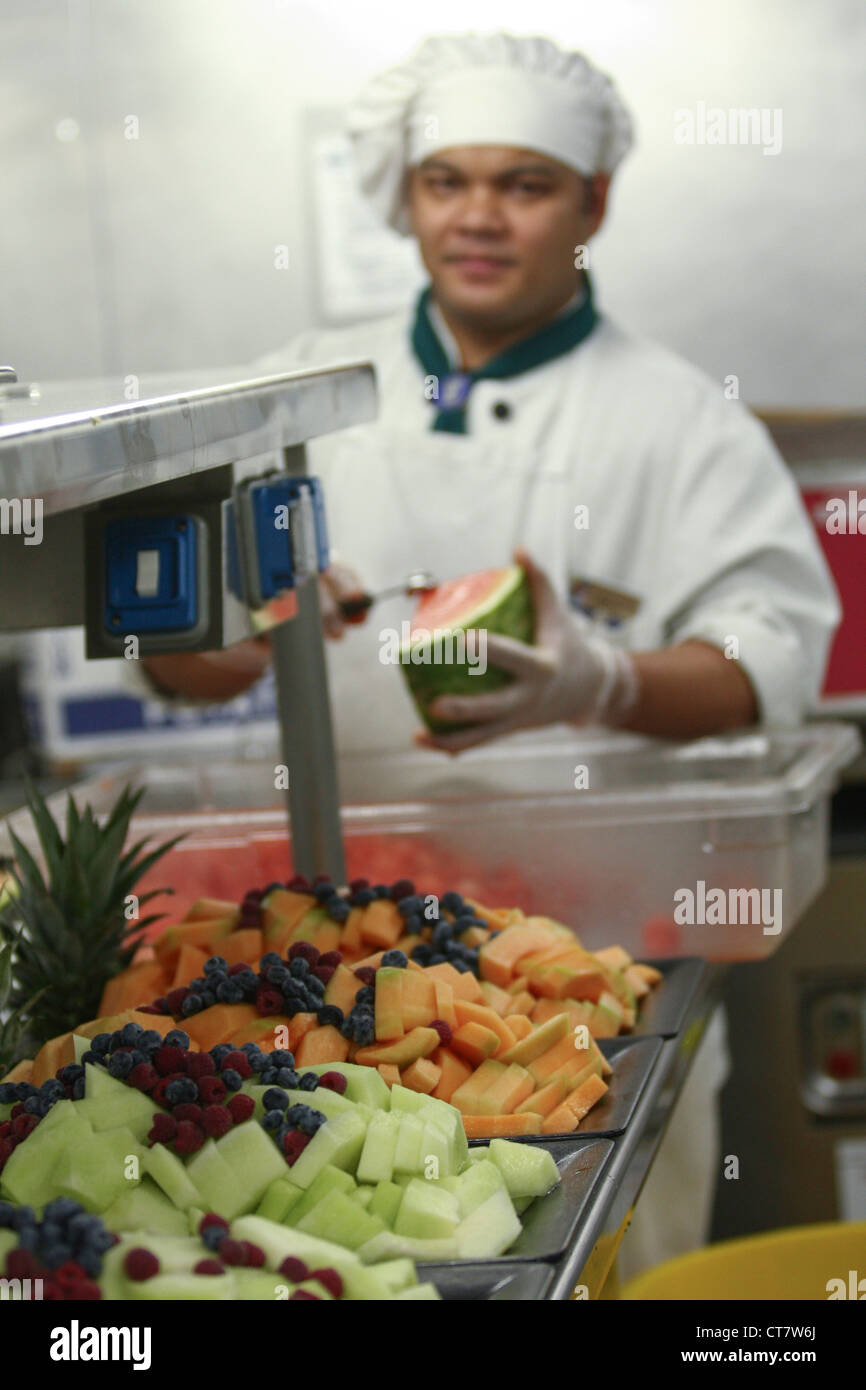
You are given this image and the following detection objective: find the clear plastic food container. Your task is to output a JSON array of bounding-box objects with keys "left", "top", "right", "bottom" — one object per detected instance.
[{"left": 1, "top": 724, "right": 858, "bottom": 962}]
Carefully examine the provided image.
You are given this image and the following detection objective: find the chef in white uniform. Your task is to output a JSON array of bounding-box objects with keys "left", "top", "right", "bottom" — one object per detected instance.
[{"left": 143, "top": 34, "right": 840, "bottom": 1280}]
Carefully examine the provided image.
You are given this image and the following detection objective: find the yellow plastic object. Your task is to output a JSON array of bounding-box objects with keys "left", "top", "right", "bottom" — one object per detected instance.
[{"left": 620, "top": 1222, "right": 866, "bottom": 1301}]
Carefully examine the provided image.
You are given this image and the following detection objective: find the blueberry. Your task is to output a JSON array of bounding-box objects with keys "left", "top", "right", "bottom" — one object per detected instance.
[
  {"left": 354, "top": 1016, "right": 375, "bottom": 1047},
  {"left": 240, "top": 1042, "right": 263, "bottom": 1057},
  {"left": 221, "top": 1069, "right": 242, "bottom": 1091},
  {"left": 262, "top": 1088, "right": 289, "bottom": 1111},
  {"left": 261, "top": 1108, "right": 285, "bottom": 1132},
  {"left": 78, "top": 1050, "right": 99, "bottom": 1068},
  {"left": 297, "top": 1072, "right": 319, "bottom": 1092},
  {"left": 199, "top": 989, "right": 216, "bottom": 1009},
  {"left": 17, "top": 1224, "right": 39, "bottom": 1252},
  {"left": 313, "top": 882, "right": 336, "bottom": 901},
  {"left": 78, "top": 1251, "right": 101, "bottom": 1279},
  {"left": 43, "top": 1197, "right": 82, "bottom": 1223},
  {"left": 306, "top": 976, "right": 325, "bottom": 999},
  {"left": 41, "top": 1242, "right": 73, "bottom": 1268},
  {"left": 372, "top": 884, "right": 390, "bottom": 899},
  {"left": 269, "top": 1050, "right": 295, "bottom": 1069},
  {"left": 264, "top": 965, "right": 291, "bottom": 988},
  {"left": 453, "top": 960, "right": 472, "bottom": 973},
  {"left": 397, "top": 895, "right": 425, "bottom": 918},
  {"left": 259, "top": 1067, "right": 279, "bottom": 1085},
  {"left": 303, "top": 1109, "right": 327, "bottom": 1136},
  {"left": 326, "top": 898, "right": 350, "bottom": 923},
  {"left": 139, "top": 1031, "right": 164, "bottom": 1053},
  {"left": 217, "top": 979, "right": 245, "bottom": 1004},
  {"left": 429, "top": 953, "right": 447, "bottom": 966},
  {"left": 381, "top": 949, "right": 408, "bottom": 969},
  {"left": 209, "top": 1044, "right": 233, "bottom": 1066},
  {"left": 181, "top": 993, "right": 204, "bottom": 1016},
  {"left": 340, "top": 1016, "right": 356, "bottom": 1040},
  {"left": 410, "top": 944, "right": 433, "bottom": 965},
  {"left": 71, "top": 1075, "right": 86, "bottom": 1099},
  {"left": 317, "top": 1005, "right": 343, "bottom": 1029},
  {"left": 455, "top": 903, "right": 477, "bottom": 919},
  {"left": 0, "top": 1083, "right": 16, "bottom": 1105},
  {"left": 202, "top": 1224, "right": 227, "bottom": 1251},
  {"left": 259, "top": 952, "right": 283, "bottom": 971},
  {"left": 349, "top": 887, "right": 375, "bottom": 907},
  {"left": 10, "top": 1205, "right": 36, "bottom": 1231},
  {"left": 249, "top": 1052, "right": 271, "bottom": 1074},
  {"left": 108, "top": 1051, "right": 134, "bottom": 1079},
  {"left": 403, "top": 913, "right": 424, "bottom": 934},
  {"left": 204, "top": 956, "right": 228, "bottom": 974},
  {"left": 234, "top": 970, "right": 258, "bottom": 993},
  {"left": 165, "top": 1078, "right": 199, "bottom": 1105},
  {"left": 164, "top": 1029, "right": 190, "bottom": 1049},
  {"left": 89, "top": 1033, "right": 113, "bottom": 1056},
  {"left": 432, "top": 924, "right": 454, "bottom": 950},
  {"left": 127, "top": 1049, "right": 149, "bottom": 1067},
  {"left": 289, "top": 958, "right": 310, "bottom": 979},
  {"left": 14, "top": 1082, "right": 37, "bottom": 1101},
  {"left": 0, "top": 1201, "right": 17, "bottom": 1226},
  {"left": 40, "top": 1078, "right": 66, "bottom": 1102},
  {"left": 276, "top": 1068, "right": 299, "bottom": 1088},
  {"left": 23, "top": 1095, "right": 43, "bottom": 1115}
]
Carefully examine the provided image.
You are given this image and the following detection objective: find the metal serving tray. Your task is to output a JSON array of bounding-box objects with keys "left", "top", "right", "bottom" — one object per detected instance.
[
  {"left": 419, "top": 1138, "right": 613, "bottom": 1267},
  {"left": 428, "top": 1261, "right": 557, "bottom": 1300},
  {"left": 628, "top": 957, "right": 707, "bottom": 1038}
]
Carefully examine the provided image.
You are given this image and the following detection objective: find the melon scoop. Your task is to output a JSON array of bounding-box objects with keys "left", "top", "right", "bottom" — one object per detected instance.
[{"left": 338, "top": 571, "right": 438, "bottom": 622}]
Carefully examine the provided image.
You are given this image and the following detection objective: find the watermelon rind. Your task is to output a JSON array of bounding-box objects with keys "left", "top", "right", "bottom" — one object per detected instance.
[{"left": 398, "top": 566, "right": 534, "bottom": 732}]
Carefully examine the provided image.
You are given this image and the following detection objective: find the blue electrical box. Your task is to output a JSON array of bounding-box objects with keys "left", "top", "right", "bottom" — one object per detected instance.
[
  {"left": 104, "top": 515, "right": 199, "bottom": 635},
  {"left": 249, "top": 481, "right": 295, "bottom": 601}
]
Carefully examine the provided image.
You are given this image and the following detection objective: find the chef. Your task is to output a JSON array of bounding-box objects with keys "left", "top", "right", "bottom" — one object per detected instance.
[{"left": 141, "top": 33, "right": 840, "bottom": 1278}]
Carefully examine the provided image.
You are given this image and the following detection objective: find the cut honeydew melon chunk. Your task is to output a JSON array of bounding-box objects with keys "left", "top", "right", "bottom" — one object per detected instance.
[
  {"left": 402, "top": 1092, "right": 468, "bottom": 1173},
  {"left": 113, "top": 1230, "right": 204, "bottom": 1273},
  {"left": 488, "top": 1137, "right": 561, "bottom": 1199},
  {"left": 513, "top": 1196, "right": 533, "bottom": 1214},
  {"left": 420, "top": 1115, "right": 464, "bottom": 1179},
  {"left": 102, "top": 1176, "right": 190, "bottom": 1236},
  {"left": 77, "top": 1063, "right": 158, "bottom": 1142},
  {"left": 0, "top": 1230, "right": 18, "bottom": 1265},
  {"left": 388, "top": 1083, "right": 429, "bottom": 1115},
  {"left": 98, "top": 1240, "right": 132, "bottom": 1300},
  {"left": 186, "top": 1139, "right": 252, "bottom": 1221},
  {"left": 231, "top": 1214, "right": 361, "bottom": 1272},
  {"left": 358, "top": 1229, "right": 459, "bottom": 1263},
  {"left": 72, "top": 1034, "right": 90, "bottom": 1063},
  {"left": 295, "top": 1189, "right": 386, "bottom": 1250},
  {"left": 393, "top": 1113, "right": 426, "bottom": 1174},
  {"left": 369, "top": 1180, "right": 403, "bottom": 1227},
  {"left": 455, "top": 1185, "right": 522, "bottom": 1258},
  {"left": 286, "top": 1164, "right": 356, "bottom": 1226},
  {"left": 356, "top": 1110, "right": 400, "bottom": 1184},
  {"left": 453, "top": 1159, "right": 506, "bottom": 1217},
  {"left": 215, "top": 1120, "right": 287, "bottom": 1204},
  {"left": 233, "top": 1268, "right": 300, "bottom": 1300},
  {"left": 374, "top": 1257, "right": 417, "bottom": 1293},
  {"left": 125, "top": 1271, "right": 235, "bottom": 1300},
  {"left": 303, "top": 1062, "right": 391, "bottom": 1110},
  {"left": 256, "top": 1176, "right": 303, "bottom": 1224},
  {"left": 281, "top": 1087, "right": 357, "bottom": 1120},
  {"left": 52, "top": 1126, "right": 144, "bottom": 1213},
  {"left": 294, "top": 1278, "right": 335, "bottom": 1300},
  {"left": 0, "top": 1098, "right": 92, "bottom": 1207},
  {"left": 393, "top": 1283, "right": 442, "bottom": 1300},
  {"left": 467, "top": 1146, "right": 491, "bottom": 1164},
  {"left": 288, "top": 1109, "right": 368, "bottom": 1190},
  {"left": 352, "top": 1186, "right": 375, "bottom": 1208},
  {"left": 143, "top": 1142, "right": 202, "bottom": 1210},
  {"left": 339, "top": 1262, "right": 403, "bottom": 1300},
  {"left": 394, "top": 1178, "right": 461, "bottom": 1241},
  {"left": 188, "top": 1206, "right": 205, "bottom": 1236}
]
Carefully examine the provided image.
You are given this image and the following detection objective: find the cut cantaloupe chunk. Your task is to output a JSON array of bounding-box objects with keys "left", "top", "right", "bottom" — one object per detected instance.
[
  {"left": 478, "top": 925, "right": 557, "bottom": 988},
  {"left": 528, "top": 1033, "right": 594, "bottom": 1087},
  {"left": 502, "top": 1013, "right": 533, "bottom": 1041},
  {"left": 153, "top": 917, "right": 235, "bottom": 969},
  {"left": 227, "top": 1016, "right": 292, "bottom": 1050},
  {"left": 354, "top": 1027, "right": 440, "bottom": 1069},
  {"left": 98, "top": 960, "right": 169, "bottom": 1017},
  {"left": 76, "top": 1010, "right": 180, "bottom": 1041},
  {"left": 478, "top": 980, "right": 513, "bottom": 1015},
  {"left": 624, "top": 964, "right": 651, "bottom": 999},
  {"left": 514, "top": 943, "right": 583, "bottom": 975},
  {"left": 184, "top": 897, "right": 241, "bottom": 925},
  {"left": 594, "top": 945, "right": 632, "bottom": 973},
  {"left": 450, "top": 1059, "right": 507, "bottom": 1115},
  {"left": 323, "top": 964, "right": 362, "bottom": 1016},
  {"left": 450, "top": 1021, "right": 501, "bottom": 1068},
  {"left": 171, "top": 942, "right": 210, "bottom": 990},
  {"left": 340, "top": 908, "right": 366, "bottom": 954},
  {"left": 524, "top": 957, "right": 608, "bottom": 1001},
  {"left": 541, "top": 1072, "right": 608, "bottom": 1133},
  {"left": 463, "top": 1112, "right": 543, "bottom": 1138},
  {"left": 452, "top": 999, "right": 515, "bottom": 1056},
  {"left": 478, "top": 1063, "right": 535, "bottom": 1115},
  {"left": 515, "top": 1074, "right": 570, "bottom": 1117},
  {"left": 221, "top": 929, "right": 264, "bottom": 968},
  {"left": 463, "top": 900, "right": 524, "bottom": 932},
  {"left": 261, "top": 890, "right": 315, "bottom": 935},
  {"left": 288, "top": 1013, "right": 319, "bottom": 1051},
  {"left": 631, "top": 962, "right": 663, "bottom": 988},
  {"left": 375, "top": 969, "right": 404, "bottom": 1042},
  {"left": 504, "top": 991, "right": 536, "bottom": 1019},
  {"left": 432, "top": 979, "right": 456, "bottom": 1029},
  {"left": 184, "top": 1003, "right": 259, "bottom": 1050},
  {"left": 377, "top": 1063, "right": 401, "bottom": 1088},
  {"left": 358, "top": 899, "right": 404, "bottom": 949},
  {"left": 423, "top": 961, "right": 484, "bottom": 1002},
  {"left": 540, "top": 1103, "right": 579, "bottom": 1135},
  {"left": 430, "top": 1047, "right": 473, "bottom": 1103},
  {"left": 294, "top": 1025, "right": 349, "bottom": 1067},
  {"left": 499, "top": 1012, "right": 570, "bottom": 1066},
  {"left": 351, "top": 950, "right": 424, "bottom": 974},
  {"left": 400, "top": 971, "right": 437, "bottom": 1031},
  {"left": 31, "top": 1031, "right": 75, "bottom": 1087},
  {"left": 401, "top": 1056, "right": 441, "bottom": 1095},
  {"left": 1, "top": 1058, "right": 35, "bottom": 1085}
]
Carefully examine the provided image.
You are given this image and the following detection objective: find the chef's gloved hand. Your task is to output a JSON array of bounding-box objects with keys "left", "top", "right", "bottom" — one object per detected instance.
[
  {"left": 417, "top": 550, "right": 641, "bottom": 753},
  {"left": 318, "top": 558, "right": 369, "bottom": 639}
]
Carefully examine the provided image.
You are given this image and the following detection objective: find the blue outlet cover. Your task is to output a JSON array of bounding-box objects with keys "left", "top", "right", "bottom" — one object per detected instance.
[
  {"left": 250, "top": 481, "right": 295, "bottom": 600},
  {"left": 104, "top": 515, "right": 198, "bottom": 635}
]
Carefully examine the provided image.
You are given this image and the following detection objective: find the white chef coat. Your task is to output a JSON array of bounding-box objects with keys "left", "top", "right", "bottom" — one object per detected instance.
[{"left": 250, "top": 301, "right": 840, "bottom": 756}]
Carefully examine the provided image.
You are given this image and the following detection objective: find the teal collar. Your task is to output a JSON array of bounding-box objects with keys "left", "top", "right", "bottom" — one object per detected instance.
[{"left": 410, "top": 274, "right": 599, "bottom": 433}]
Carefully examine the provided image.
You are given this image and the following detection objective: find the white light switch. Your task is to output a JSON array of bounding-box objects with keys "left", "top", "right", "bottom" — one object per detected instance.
[{"left": 136, "top": 548, "right": 160, "bottom": 597}]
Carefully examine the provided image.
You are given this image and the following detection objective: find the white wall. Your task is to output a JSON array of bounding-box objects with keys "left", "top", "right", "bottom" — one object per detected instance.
[{"left": 1, "top": 0, "right": 864, "bottom": 405}]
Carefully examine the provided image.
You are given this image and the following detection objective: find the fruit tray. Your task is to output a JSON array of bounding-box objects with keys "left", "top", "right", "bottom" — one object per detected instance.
[
  {"left": 420, "top": 1139, "right": 613, "bottom": 1267},
  {"left": 425, "top": 1261, "right": 557, "bottom": 1300},
  {"left": 624, "top": 956, "right": 706, "bottom": 1038}
]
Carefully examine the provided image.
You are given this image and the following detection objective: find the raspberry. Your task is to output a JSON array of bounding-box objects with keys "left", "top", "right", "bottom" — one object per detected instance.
[
  {"left": 135, "top": 1004, "right": 161, "bottom": 1015},
  {"left": 172, "top": 1103, "right": 204, "bottom": 1124},
  {"left": 317, "top": 951, "right": 343, "bottom": 968},
  {"left": 312, "top": 965, "right": 335, "bottom": 985},
  {"left": 288, "top": 942, "right": 319, "bottom": 965},
  {"left": 199, "top": 1212, "right": 230, "bottom": 1234},
  {"left": 219, "top": 1051, "right": 252, "bottom": 1079},
  {"left": 255, "top": 987, "right": 283, "bottom": 1017},
  {"left": 217, "top": 1238, "right": 246, "bottom": 1266},
  {"left": 150, "top": 1077, "right": 174, "bottom": 1108},
  {"left": 278, "top": 1255, "right": 309, "bottom": 1282},
  {"left": 6, "top": 1249, "right": 40, "bottom": 1279},
  {"left": 287, "top": 874, "right": 311, "bottom": 891},
  {"left": 197, "top": 1076, "right": 227, "bottom": 1105},
  {"left": 0, "top": 1139, "right": 19, "bottom": 1170},
  {"left": 228, "top": 962, "right": 251, "bottom": 976},
  {"left": 124, "top": 1247, "right": 160, "bottom": 1281},
  {"left": 202, "top": 1105, "right": 233, "bottom": 1138},
  {"left": 0, "top": 1121, "right": 10, "bottom": 1139},
  {"left": 10, "top": 1103, "right": 26, "bottom": 1120},
  {"left": 389, "top": 878, "right": 414, "bottom": 901},
  {"left": 154, "top": 1045, "right": 187, "bottom": 1076},
  {"left": 283, "top": 1130, "right": 311, "bottom": 1164},
  {"left": 128, "top": 1063, "right": 159, "bottom": 1093},
  {"left": 77, "top": 1279, "right": 103, "bottom": 1300},
  {"left": 353, "top": 966, "right": 377, "bottom": 986},
  {"left": 148, "top": 1113, "right": 177, "bottom": 1144},
  {"left": 55, "top": 1261, "right": 89, "bottom": 1286},
  {"left": 183, "top": 1052, "right": 216, "bottom": 1079},
  {"left": 225, "top": 1093, "right": 255, "bottom": 1124},
  {"left": 173, "top": 1120, "right": 206, "bottom": 1155},
  {"left": 310, "top": 1266, "right": 343, "bottom": 1298},
  {"left": 12, "top": 1114, "right": 39, "bottom": 1140},
  {"left": 430, "top": 1019, "right": 453, "bottom": 1046},
  {"left": 349, "top": 877, "right": 369, "bottom": 892},
  {"left": 289, "top": 1289, "right": 320, "bottom": 1300},
  {"left": 317, "top": 1071, "right": 348, "bottom": 1095},
  {"left": 194, "top": 1259, "right": 225, "bottom": 1275},
  {"left": 165, "top": 987, "right": 190, "bottom": 1014},
  {"left": 240, "top": 1241, "right": 266, "bottom": 1267}
]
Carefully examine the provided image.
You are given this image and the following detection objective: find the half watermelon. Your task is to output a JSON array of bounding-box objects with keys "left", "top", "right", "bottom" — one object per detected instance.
[{"left": 399, "top": 565, "right": 534, "bottom": 732}]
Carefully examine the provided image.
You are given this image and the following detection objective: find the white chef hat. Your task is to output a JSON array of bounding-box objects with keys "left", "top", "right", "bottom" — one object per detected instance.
[{"left": 346, "top": 33, "right": 634, "bottom": 235}]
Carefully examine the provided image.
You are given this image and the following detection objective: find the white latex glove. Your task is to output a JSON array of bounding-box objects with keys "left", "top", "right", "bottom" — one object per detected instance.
[
  {"left": 318, "top": 558, "right": 369, "bottom": 640},
  {"left": 418, "top": 549, "right": 641, "bottom": 753}
]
